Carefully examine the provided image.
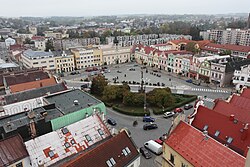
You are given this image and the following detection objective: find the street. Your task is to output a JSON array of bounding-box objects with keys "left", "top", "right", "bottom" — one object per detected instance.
[{"left": 60, "top": 62, "right": 231, "bottom": 166}]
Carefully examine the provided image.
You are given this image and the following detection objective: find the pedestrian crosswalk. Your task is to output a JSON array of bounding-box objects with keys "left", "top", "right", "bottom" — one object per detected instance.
[
  {"left": 191, "top": 88, "right": 229, "bottom": 93},
  {"left": 203, "top": 98, "right": 215, "bottom": 103}
]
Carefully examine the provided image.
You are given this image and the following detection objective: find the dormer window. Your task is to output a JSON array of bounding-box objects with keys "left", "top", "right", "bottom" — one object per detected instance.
[
  {"left": 215, "top": 130, "right": 220, "bottom": 137},
  {"left": 203, "top": 125, "right": 208, "bottom": 131},
  {"left": 227, "top": 137, "right": 233, "bottom": 144}
]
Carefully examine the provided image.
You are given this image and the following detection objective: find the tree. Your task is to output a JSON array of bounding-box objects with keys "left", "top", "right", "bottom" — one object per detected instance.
[
  {"left": 24, "top": 38, "right": 34, "bottom": 44},
  {"left": 186, "top": 42, "right": 199, "bottom": 54},
  {"left": 102, "top": 84, "right": 130, "bottom": 102},
  {"left": 219, "top": 50, "right": 231, "bottom": 56},
  {"left": 45, "top": 39, "right": 54, "bottom": 51},
  {"left": 90, "top": 75, "right": 108, "bottom": 96},
  {"left": 123, "top": 92, "right": 144, "bottom": 107},
  {"left": 147, "top": 88, "right": 175, "bottom": 108}
]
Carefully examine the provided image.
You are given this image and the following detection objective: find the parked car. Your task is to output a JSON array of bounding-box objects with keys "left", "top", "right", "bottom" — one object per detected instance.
[
  {"left": 174, "top": 108, "right": 183, "bottom": 113},
  {"left": 184, "top": 104, "right": 193, "bottom": 110},
  {"left": 185, "top": 79, "right": 193, "bottom": 83},
  {"left": 144, "top": 140, "right": 162, "bottom": 155},
  {"left": 192, "top": 81, "right": 201, "bottom": 86},
  {"left": 70, "top": 71, "right": 80, "bottom": 75},
  {"left": 129, "top": 68, "right": 135, "bottom": 71},
  {"left": 140, "top": 147, "right": 152, "bottom": 159},
  {"left": 143, "top": 123, "right": 158, "bottom": 130},
  {"left": 154, "top": 139, "right": 163, "bottom": 145},
  {"left": 163, "top": 111, "right": 175, "bottom": 118},
  {"left": 117, "top": 70, "right": 122, "bottom": 73},
  {"left": 107, "top": 118, "right": 117, "bottom": 126},
  {"left": 143, "top": 116, "right": 155, "bottom": 122}
]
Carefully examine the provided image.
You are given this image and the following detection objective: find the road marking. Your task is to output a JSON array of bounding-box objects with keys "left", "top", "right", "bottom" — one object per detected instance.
[{"left": 191, "top": 88, "right": 229, "bottom": 93}]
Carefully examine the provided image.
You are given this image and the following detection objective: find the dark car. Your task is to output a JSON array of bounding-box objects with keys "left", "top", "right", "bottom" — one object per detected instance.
[
  {"left": 143, "top": 123, "right": 158, "bottom": 130},
  {"left": 140, "top": 147, "right": 152, "bottom": 159},
  {"left": 117, "top": 70, "right": 122, "bottom": 73},
  {"left": 163, "top": 111, "right": 175, "bottom": 118},
  {"left": 185, "top": 79, "right": 193, "bottom": 83},
  {"left": 129, "top": 68, "right": 136, "bottom": 71},
  {"left": 107, "top": 118, "right": 117, "bottom": 126},
  {"left": 143, "top": 116, "right": 155, "bottom": 122},
  {"left": 184, "top": 104, "right": 193, "bottom": 110}
]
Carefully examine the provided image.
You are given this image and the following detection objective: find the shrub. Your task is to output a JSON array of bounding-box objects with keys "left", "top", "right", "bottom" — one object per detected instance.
[{"left": 112, "top": 105, "right": 150, "bottom": 116}]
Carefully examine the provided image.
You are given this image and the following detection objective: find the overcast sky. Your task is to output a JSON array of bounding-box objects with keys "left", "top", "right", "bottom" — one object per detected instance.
[{"left": 1, "top": 0, "right": 249, "bottom": 17}]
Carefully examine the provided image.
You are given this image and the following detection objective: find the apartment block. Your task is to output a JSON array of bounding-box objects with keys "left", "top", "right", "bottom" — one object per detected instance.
[{"left": 53, "top": 50, "right": 75, "bottom": 73}]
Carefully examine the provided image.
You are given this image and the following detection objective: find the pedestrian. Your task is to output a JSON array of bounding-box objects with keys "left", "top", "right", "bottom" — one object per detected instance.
[{"left": 124, "top": 74, "right": 126, "bottom": 77}]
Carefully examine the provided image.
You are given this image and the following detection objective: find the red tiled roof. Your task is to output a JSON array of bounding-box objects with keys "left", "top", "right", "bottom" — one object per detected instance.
[
  {"left": 0, "top": 135, "right": 28, "bottom": 166},
  {"left": 144, "top": 46, "right": 156, "bottom": 54},
  {"left": 213, "top": 99, "right": 250, "bottom": 123},
  {"left": 230, "top": 94, "right": 250, "bottom": 110},
  {"left": 4, "top": 70, "right": 49, "bottom": 86},
  {"left": 202, "top": 43, "right": 250, "bottom": 53},
  {"left": 9, "top": 44, "right": 23, "bottom": 51},
  {"left": 63, "top": 130, "right": 140, "bottom": 167},
  {"left": 166, "top": 121, "right": 246, "bottom": 166},
  {"left": 154, "top": 43, "right": 171, "bottom": 47},
  {"left": 192, "top": 105, "right": 250, "bottom": 156},
  {"left": 10, "top": 77, "right": 57, "bottom": 93},
  {"left": 241, "top": 88, "right": 250, "bottom": 99}
]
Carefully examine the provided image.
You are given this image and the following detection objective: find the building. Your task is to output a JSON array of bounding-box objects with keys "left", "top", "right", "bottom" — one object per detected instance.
[
  {"left": 200, "top": 28, "right": 250, "bottom": 46},
  {"left": 0, "top": 89, "right": 106, "bottom": 140},
  {"left": 7, "top": 77, "right": 57, "bottom": 94},
  {"left": 248, "top": 13, "right": 250, "bottom": 29},
  {"left": 191, "top": 105, "right": 250, "bottom": 156},
  {"left": 25, "top": 114, "right": 111, "bottom": 167},
  {"left": 63, "top": 130, "right": 140, "bottom": 167},
  {"left": 53, "top": 50, "right": 75, "bottom": 73},
  {"left": 0, "top": 42, "right": 8, "bottom": 61},
  {"left": 233, "top": 63, "right": 250, "bottom": 90},
  {"left": 3, "top": 82, "right": 67, "bottom": 105},
  {"left": 32, "top": 36, "right": 46, "bottom": 51},
  {"left": 101, "top": 45, "right": 131, "bottom": 65},
  {"left": 44, "top": 31, "right": 69, "bottom": 39},
  {"left": 5, "top": 37, "right": 16, "bottom": 47},
  {"left": 28, "top": 26, "right": 37, "bottom": 35},
  {"left": 0, "top": 134, "right": 31, "bottom": 167},
  {"left": 163, "top": 121, "right": 246, "bottom": 167},
  {"left": 71, "top": 47, "right": 102, "bottom": 69},
  {"left": 21, "top": 50, "right": 56, "bottom": 71}
]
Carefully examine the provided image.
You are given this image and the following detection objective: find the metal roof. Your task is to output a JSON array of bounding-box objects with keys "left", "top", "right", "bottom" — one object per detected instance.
[
  {"left": 23, "top": 49, "right": 54, "bottom": 59},
  {"left": 25, "top": 114, "right": 111, "bottom": 167},
  {"left": 45, "top": 89, "right": 102, "bottom": 115},
  {"left": 0, "top": 134, "right": 28, "bottom": 166}
]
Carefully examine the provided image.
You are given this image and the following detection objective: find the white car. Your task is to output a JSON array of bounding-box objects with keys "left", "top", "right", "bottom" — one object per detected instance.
[{"left": 163, "top": 111, "right": 175, "bottom": 118}]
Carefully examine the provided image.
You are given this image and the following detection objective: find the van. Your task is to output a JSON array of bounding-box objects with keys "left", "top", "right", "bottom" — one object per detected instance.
[{"left": 144, "top": 140, "right": 162, "bottom": 155}]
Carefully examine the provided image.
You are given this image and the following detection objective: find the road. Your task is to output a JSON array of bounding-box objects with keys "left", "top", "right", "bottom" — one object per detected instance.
[{"left": 60, "top": 62, "right": 231, "bottom": 166}]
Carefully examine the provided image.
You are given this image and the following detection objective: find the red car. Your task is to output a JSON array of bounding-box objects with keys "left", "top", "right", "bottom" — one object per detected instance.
[
  {"left": 154, "top": 139, "right": 163, "bottom": 145},
  {"left": 174, "top": 108, "right": 183, "bottom": 113}
]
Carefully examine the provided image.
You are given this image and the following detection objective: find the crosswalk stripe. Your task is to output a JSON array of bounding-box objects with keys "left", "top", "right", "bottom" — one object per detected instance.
[{"left": 191, "top": 88, "right": 229, "bottom": 93}]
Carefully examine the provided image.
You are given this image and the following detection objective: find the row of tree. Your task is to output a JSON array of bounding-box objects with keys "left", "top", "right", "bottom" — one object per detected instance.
[{"left": 91, "top": 75, "right": 175, "bottom": 108}]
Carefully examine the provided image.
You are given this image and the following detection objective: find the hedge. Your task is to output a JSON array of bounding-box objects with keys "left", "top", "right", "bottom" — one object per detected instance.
[
  {"left": 112, "top": 105, "right": 150, "bottom": 116},
  {"left": 153, "top": 95, "right": 197, "bottom": 115}
]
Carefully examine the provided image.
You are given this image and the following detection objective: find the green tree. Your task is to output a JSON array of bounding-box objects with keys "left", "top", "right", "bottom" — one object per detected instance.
[
  {"left": 186, "top": 42, "right": 199, "bottom": 54},
  {"left": 102, "top": 84, "right": 130, "bottom": 102},
  {"left": 24, "top": 38, "right": 34, "bottom": 44},
  {"left": 123, "top": 92, "right": 144, "bottom": 107},
  {"left": 90, "top": 75, "right": 108, "bottom": 96},
  {"left": 147, "top": 88, "right": 174, "bottom": 108},
  {"left": 219, "top": 50, "right": 232, "bottom": 56},
  {"left": 45, "top": 39, "right": 55, "bottom": 51}
]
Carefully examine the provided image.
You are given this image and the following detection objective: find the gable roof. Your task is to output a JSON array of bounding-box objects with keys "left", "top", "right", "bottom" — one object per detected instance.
[
  {"left": 230, "top": 94, "right": 250, "bottom": 110},
  {"left": 213, "top": 99, "right": 250, "bottom": 123},
  {"left": 202, "top": 43, "right": 250, "bottom": 53},
  {"left": 25, "top": 114, "right": 111, "bottom": 167},
  {"left": 9, "top": 77, "right": 57, "bottom": 93},
  {"left": 192, "top": 105, "right": 250, "bottom": 156},
  {"left": 0, "top": 135, "right": 28, "bottom": 166},
  {"left": 166, "top": 121, "right": 246, "bottom": 167},
  {"left": 63, "top": 130, "right": 140, "bottom": 167},
  {"left": 4, "top": 70, "right": 49, "bottom": 86},
  {"left": 4, "top": 82, "right": 67, "bottom": 105},
  {"left": 241, "top": 88, "right": 250, "bottom": 99}
]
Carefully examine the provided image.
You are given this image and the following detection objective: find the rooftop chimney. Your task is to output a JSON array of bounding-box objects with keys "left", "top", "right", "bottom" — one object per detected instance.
[
  {"left": 229, "top": 114, "right": 235, "bottom": 121},
  {"left": 241, "top": 123, "right": 249, "bottom": 141}
]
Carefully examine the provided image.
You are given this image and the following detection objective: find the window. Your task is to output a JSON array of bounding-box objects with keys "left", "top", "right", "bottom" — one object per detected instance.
[
  {"left": 106, "top": 160, "right": 112, "bottom": 167},
  {"left": 110, "top": 158, "right": 116, "bottom": 165},
  {"left": 170, "top": 153, "right": 174, "bottom": 164},
  {"left": 98, "top": 129, "right": 104, "bottom": 136},
  {"left": 48, "top": 150, "right": 55, "bottom": 158},
  {"left": 16, "top": 162, "right": 23, "bottom": 167},
  {"left": 85, "top": 135, "right": 92, "bottom": 142},
  {"left": 41, "top": 61, "right": 46, "bottom": 63},
  {"left": 125, "top": 147, "right": 131, "bottom": 154},
  {"left": 61, "top": 128, "right": 69, "bottom": 134},
  {"left": 70, "top": 139, "right": 76, "bottom": 145},
  {"left": 227, "top": 137, "right": 233, "bottom": 144},
  {"left": 122, "top": 149, "right": 128, "bottom": 156},
  {"left": 49, "top": 60, "right": 54, "bottom": 62},
  {"left": 241, "top": 77, "right": 245, "bottom": 81},
  {"left": 182, "top": 163, "right": 188, "bottom": 167},
  {"left": 247, "top": 78, "right": 250, "bottom": 82},
  {"left": 33, "top": 62, "right": 38, "bottom": 65},
  {"left": 64, "top": 142, "right": 70, "bottom": 148},
  {"left": 214, "top": 130, "right": 220, "bottom": 137},
  {"left": 203, "top": 125, "right": 208, "bottom": 131},
  {"left": 49, "top": 65, "right": 54, "bottom": 67}
]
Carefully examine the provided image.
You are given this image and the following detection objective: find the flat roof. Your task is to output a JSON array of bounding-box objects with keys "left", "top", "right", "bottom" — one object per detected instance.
[{"left": 44, "top": 89, "right": 102, "bottom": 115}]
